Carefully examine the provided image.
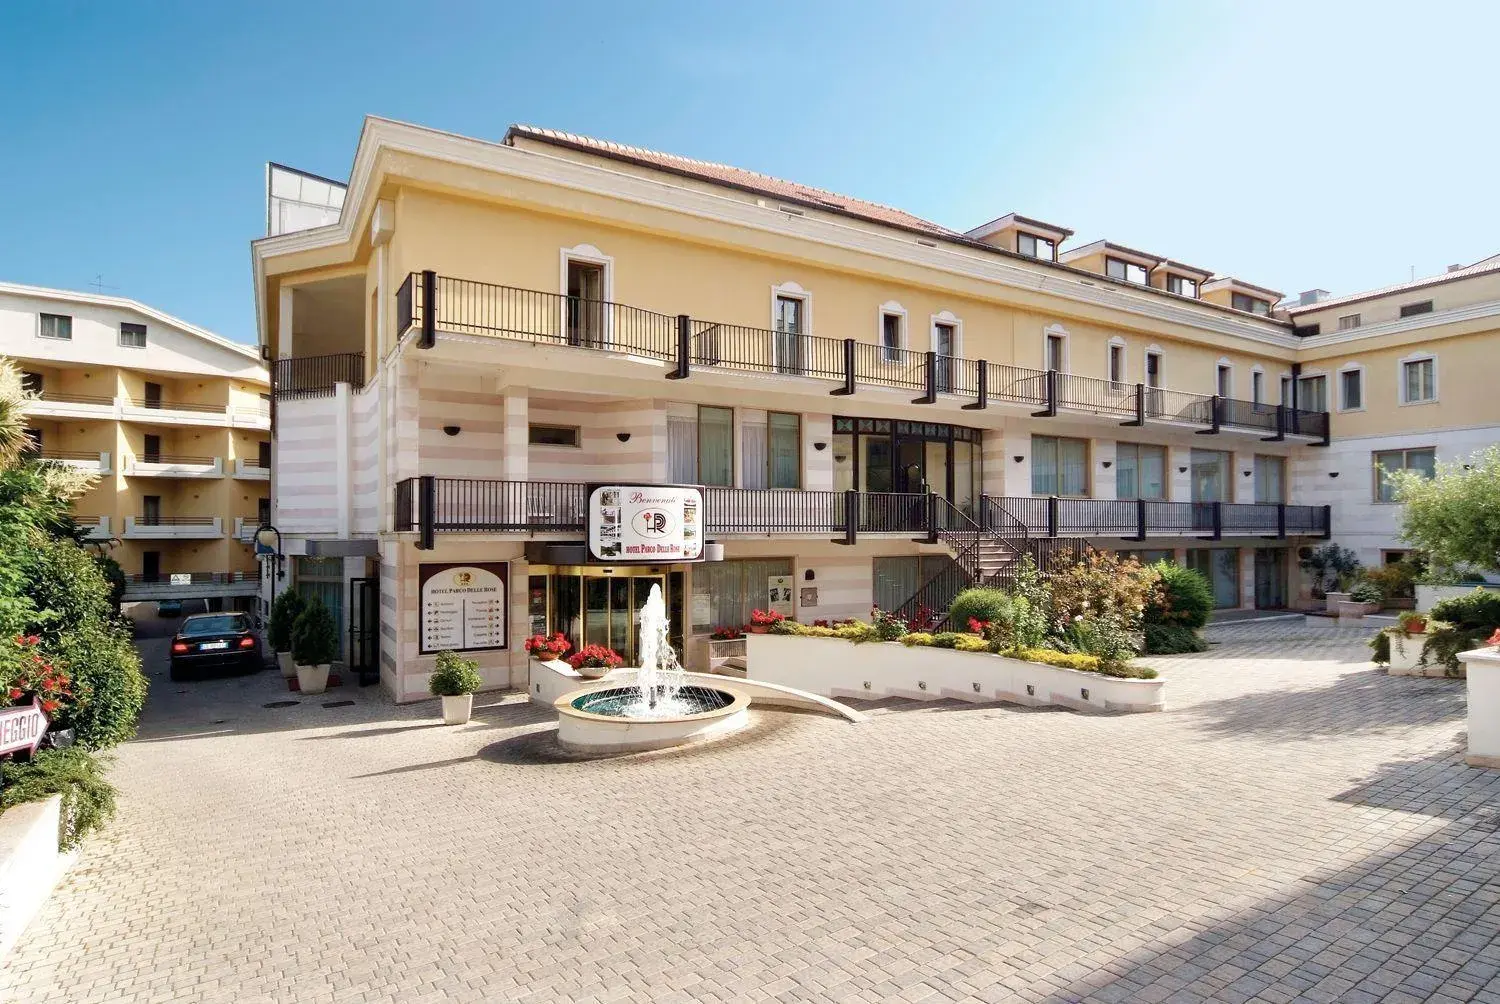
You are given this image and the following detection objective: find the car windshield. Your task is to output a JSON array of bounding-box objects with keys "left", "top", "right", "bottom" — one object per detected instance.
[{"left": 181, "top": 615, "right": 249, "bottom": 636}]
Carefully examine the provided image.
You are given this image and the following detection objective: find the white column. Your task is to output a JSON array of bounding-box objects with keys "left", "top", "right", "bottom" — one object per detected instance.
[
  {"left": 1092, "top": 439, "right": 1117, "bottom": 500},
  {"left": 277, "top": 286, "right": 294, "bottom": 360},
  {"left": 1169, "top": 445, "right": 1193, "bottom": 502},
  {"left": 1232, "top": 451, "right": 1255, "bottom": 504},
  {"left": 335, "top": 382, "right": 351, "bottom": 538},
  {"left": 804, "top": 413, "right": 833, "bottom": 491},
  {"left": 503, "top": 390, "right": 528, "bottom": 482}
]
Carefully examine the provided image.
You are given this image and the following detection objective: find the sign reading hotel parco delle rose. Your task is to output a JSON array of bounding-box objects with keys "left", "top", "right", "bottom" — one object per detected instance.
[
  {"left": 419, "top": 562, "right": 508, "bottom": 655},
  {"left": 587, "top": 484, "right": 706, "bottom": 563},
  {"left": 0, "top": 700, "right": 49, "bottom": 757}
]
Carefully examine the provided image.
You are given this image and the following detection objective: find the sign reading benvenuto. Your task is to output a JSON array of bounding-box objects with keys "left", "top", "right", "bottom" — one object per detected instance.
[{"left": 587, "top": 484, "right": 705, "bottom": 563}]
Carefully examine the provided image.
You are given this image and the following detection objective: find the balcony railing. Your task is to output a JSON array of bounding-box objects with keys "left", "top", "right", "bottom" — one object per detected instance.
[
  {"left": 24, "top": 391, "right": 117, "bottom": 408},
  {"left": 273, "top": 353, "right": 365, "bottom": 400},
  {"left": 393, "top": 477, "right": 1331, "bottom": 544},
  {"left": 396, "top": 272, "right": 1332, "bottom": 443}
]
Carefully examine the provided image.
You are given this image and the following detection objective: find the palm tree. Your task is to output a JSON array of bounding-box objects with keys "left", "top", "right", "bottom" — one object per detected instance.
[{"left": 0, "top": 357, "right": 33, "bottom": 471}]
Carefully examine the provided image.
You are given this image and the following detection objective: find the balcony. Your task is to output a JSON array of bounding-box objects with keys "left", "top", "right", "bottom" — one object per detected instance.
[
  {"left": 120, "top": 398, "right": 233, "bottom": 428},
  {"left": 392, "top": 477, "right": 1330, "bottom": 544},
  {"left": 232, "top": 516, "right": 266, "bottom": 543},
  {"left": 394, "top": 271, "right": 1332, "bottom": 444},
  {"left": 124, "top": 455, "right": 223, "bottom": 479},
  {"left": 75, "top": 515, "right": 111, "bottom": 540},
  {"left": 272, "top": 353, "right": 365, "bottom": 400},
  {"left": 21, "top": 390, "right": 119, "bottom": 421},
  {"left": 233, "top": 458, "right": 270, "bottom": 481},
  {"left": 26, "top": 449, "right": 110, "bottom": 473},
  {"left": 123, "top": 515, "right": 223, "bottom": 540},
  {"left": 121, "top": 571, "right": 259, "bottom": 602},
  {"left": 230, "top": 402, "right": 271, "bottom": 430}
]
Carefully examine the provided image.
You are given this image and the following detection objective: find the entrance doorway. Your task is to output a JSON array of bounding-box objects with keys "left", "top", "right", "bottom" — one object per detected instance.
[
  {"left": 565, "top": 260, "right": 605, "bottom": 347},
  {"left": 530, "top": 567, "right": 683, "bottom": 665},
  {"left": 1254, "top": 548, "right": 1288, "bottom": 609}
]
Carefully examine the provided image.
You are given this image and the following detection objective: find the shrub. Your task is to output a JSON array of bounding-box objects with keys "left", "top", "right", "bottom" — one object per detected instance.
[
  {"left": 799, "top": 625, "right": 837, "bottom": 638},
  {"left": 53, "top": 621, "right": 145, "bottom": 750},
  {"left": 870, "top": 608, "right": 908, "bottom": 642},
  {"left": 769, "top": 617, "right": 803, "bottom": 635},
  {"left": 1008, "top": 647, "right": 1100, "bottom": 672},
  {"left": 1059, "top": 612, "right": 1140, "bottom": 672},
  {"left": 1, "top": 748, "right": 117, "bottom": 850},
  {"left": 1419, "top": 622, "right": 1485, "bottom": 677},
  {"left": 948, "top": 588, "right": 1013, "bottom": 633},
  {"left": 428, "top": 650, "right": 482, "bottom": 696},
  {"left": 1300, "top": 543, "right": 1360, "bottom": 597},
  {"left": 953, "top": 635, "right": 989, "bottom": 652},
  {"left": 290, "top": 596, "right": 338, "bottom": 666},
  {"left": 268, "top": 589, "right": 306, "bottom": 653},
  {"left": 1429, "top": 589, "right": 1500, "bottom": 630},
  {"left": 835, "top": 620, "right": 878, "bottom": 644},
  {"left": 1349, "top": 581, "right": 1384, "bottom": 604},
  {"left": 1368, "top": 630, "right": 1391, "bottom": 666},
  {"left": 930, "top": 632, "right": 964, "bottom": 649},
  {"left": 1364, "top": 560, "right": 1422, "bottom": 601},
  {"left": 1145, "top": 562, "right": 1214, "bottom": 630},
  {"left": 899, "top": 632, "right": 934, "bottom": 647},
  {"left": 1144, "top": 623, "right": 1209, "bottom": 654},
  {"left": 1047, "top": 548, "right": 1159, "bottom": 630}
]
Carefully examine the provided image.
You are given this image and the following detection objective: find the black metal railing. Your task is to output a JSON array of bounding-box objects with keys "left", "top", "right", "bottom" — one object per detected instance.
[
  {"left": 134, "top": 454, "right": 218, "bottom": 466},
  {"left": 125, "top": 571, "right": 255, "bottom": 584},
  {"left": 134, "top": 515, "right": 217, "bottom": 526},
  {"left": 980, "top": 495, "right": 1331, "bottom": 541},
  {"left": 273, "top": 353, "right": 366, "bottom": 399},
  {"left": 1056, "top": 373, "right": 1137, "bottom": 419},
  {"left": 26, "top": 391, "right": 116, "bottom": 407},
  {"left": 703, "top": 488, "right": 844, "bottom": 533},
  {"left": 688, "top": 321, "right": 845, "bottom": 380}
]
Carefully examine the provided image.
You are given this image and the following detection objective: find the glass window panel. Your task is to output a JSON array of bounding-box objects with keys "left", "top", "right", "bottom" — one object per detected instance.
[
  {"left": 528, "top": 575, "right": 549, "bottom": 637},
  {"left": 832, "top": 433, "right": 855, "bottom": 491},
  {"left": 741, "top": 420, "right": 768, "bottom": 490},
  {"left": 1297, "top": 375, "right": 1327, "bottom": 412},
  {"left": 1058, "top": 437, "right": 1088, "bottom": 496},
  {"left": 768, "top": 412, "right": 800, "bottom": 489},
  {"left": 861, "top": 434, "right": 892, "bottom": 493},
  {"left": 553, "top": 576, "right": 582, "bottom": 651},
  {"left": 668, "top": 416, "right": 697, "bottom": 483},
  {"left": 1191, "top": 449, "right": 1228, "bottom": 502},
  {"left": 1340, "top": 370, "right": 1362, "bottom": 410},
  {"left": 698, "top": 406, "right": 733, "bottom": 487},
  {"left": 609, "top": 577, "right": 631, "bottom": 658},
  {"left": 1031, "top": 435, "right": 1058, "bottom": 496},
  {"left": 584, "top": 578, "right": 609, "bottom": 648},
  {"left": 925, "top": 440, "right": 948, "bottom": 499},
  {"left": 1254, "top": 455, "right": 1285, "bottom": 504},
  {"left": 953, "top": 439, "right": 975, "bottom": 517},
  {"left": 692, "top": 558, "right": 794, "bottom": 632}
]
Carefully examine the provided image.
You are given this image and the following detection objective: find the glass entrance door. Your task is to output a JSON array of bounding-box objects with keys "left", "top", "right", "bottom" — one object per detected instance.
[
  {"left": 1254, "top": 548, "right": 1287, "bottom": 609},
  {"left": 545, "top": 569, "right": 674, "bottom": 666}
]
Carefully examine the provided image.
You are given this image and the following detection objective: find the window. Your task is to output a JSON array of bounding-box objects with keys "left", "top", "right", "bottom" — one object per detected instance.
[
  {"left": 144, "top": 381, "right": 162, "bottom": 409},
  {"left": 1251, "top": 370, "right": 1265, "bottom": 405},
  {"left": 1253, "top": 455, "right": 1285, "bottom": 504},
  {"left": 1399, "top": 300, "right": 1434, "bottom": 318},
  {"left": 692, "top": 557, "right": 794, "bottom": 631},
  {"left": 1190, "top": 449, "right": 1230, "bottom": 502},
  {"left": 1187, "top": 548, "right": 1241, "bottom": 608},
  {"left": 119, "top": 322, "right": 147, "bottom": 348},
  {"left": 745, "top": 412, "right": 801, "bottom": 490},
  {"left": 1108, "top": 343, "right": 1125, "bottom": 387},
  {"left": 257, "top": 441, "right": 272, "bottom": 468},
  {"left": 1231, "top": 293, "right": 1271, "bottom": 315},
  {"left": 874, "top": 555, "right": 958, "bottom": 613},
  {"left": 528, "top": 424, "right": 580, "bottom": 447},
  {"left": 880, "top": 311, "right": 903, "bottom": 362},
  {"left": 1297, "top": 375, "right": 1327, "bottom": 412},
  {"left": 39, "top": 313, "right": 72, "bottom": 340},
  {"left": 1031, "top": 435, "right": 1088, "bottom": 497},
  {"left": 1166, "top": 275, "right": 1198, "bottom": 298},
  {"left": 257, "top": 497, "right": 272, "bottom": 525},
  {"left": 1145, "top": 351, "right": 1162, "bottom": 388},
  {"left": 565, "top": 259, "right": 606, "bottom": 347},
  {"left": 698, "top": 405, "right": 734, "bottom": 487},
  {"left": 1017, "top": 233, "right": 1055, "bottom": 260},
  {"left": 1280, "top": 375, "right": 1293, "bottom": 405},
  {"left": 1115, "top": 443, "right": 1166, "bottom": 500},
  {"left": 1216, "top": 365, "right": 1232, "bottom": 398},
  {"left": 1045, "top": 333, "right": 1066, "bottom": 372},
  {"left": 773, "top": 294, "right": 805, "bottom": 374},
  {"left": 1401, "top": 357, "right": 1436, "bottom": 404},
  {"left": 1339, "top": 368, "right": 1363, "bottom": 411},
  {"left": 1373, "top": 447, "right": 1436, "bottom": 503},
  {"left": 143, "top": 434, "right": 161, "bottom": 464},
  {"left": 1106, "top": 257, "right": 1148, "bottom": 285},
  {"left": 1338, "top": 314, "right": 1361, "bottom": 331},
  {"left": 1292, "top": 324, "right": 1321, "bottom": 337},
  {"left": 21, "top": 371, "right": 42, "bottom": 395}
]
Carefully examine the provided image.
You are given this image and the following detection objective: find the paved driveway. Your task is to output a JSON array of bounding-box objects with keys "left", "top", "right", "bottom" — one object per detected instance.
[{"left": 3, "top": 619, "right": 1498, "bottom": 1003}]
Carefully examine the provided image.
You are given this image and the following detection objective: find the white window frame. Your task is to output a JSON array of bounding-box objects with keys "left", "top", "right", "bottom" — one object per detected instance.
[
  {"left": 1296, "top": 371, "right": 1329, "bottom": 413},
  {"left": 1215, "top": 358, "right": 1233, "bottom": 399},
  {"left": 1337, "top": 313, "right": 1361, "bottom": 331},
  {"left": 37, "top": 313, "right": 72, "bottom": 340},
  {"left": 1043, "top": 323, "right": 1069, "bottom": 373},
  {"left": 769, "top": 280, "right": 812, "bottom": 372},
  {"left": 1017, "top": 232, "right": 1056, "bottom": 261},
  {"left": 527, "top": 424, "right": 582, "bottom": 448},
  {"left": 1166, "top": 274, "right": 1199, "bottom": 298},
  {"left": 930, "top": 311, "right": 963, "bottom": 357},
  {"left": 559, "top": 243, "right": 615, "bottom": 346},
  {"left": 1106, "top": 337, "right": 1127, "bottom": 389},
  {"left": 1398, "top": 352, "right": 1438, "bottom": 406},
  {"left": 1278, "top": 373, "right": 1293, "bottom": 406},
  {"left": 1336, "top": 364, "right": 1366, "bottom": 413},
  {"left": 876, "top": 301, "right": 907, "bottom": 362},
  {"left": 1250, "top": 366, "right": 1266, "bottom": 406}
]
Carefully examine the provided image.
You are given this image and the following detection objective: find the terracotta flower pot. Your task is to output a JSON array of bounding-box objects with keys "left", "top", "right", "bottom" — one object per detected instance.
[
  {"left": 748, "top": 626, "right": 769, "bottom": 635},
  {"left": 573, "top": 663, "right": 611, "bottom": 679}
]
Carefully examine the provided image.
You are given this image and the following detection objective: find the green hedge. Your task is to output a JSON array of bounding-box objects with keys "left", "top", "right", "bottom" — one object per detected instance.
[
  {"left": 1145, "top": 562, "right": 1213, "bottom": 629},
  {"left": 1144, "top": 623, "right": 1208, "bottom": 655}
]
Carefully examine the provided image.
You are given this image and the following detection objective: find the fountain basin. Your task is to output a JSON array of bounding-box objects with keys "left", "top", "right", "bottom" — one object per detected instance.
[{"left": 554, "top": 684, "right": 750, "bottom": 754}]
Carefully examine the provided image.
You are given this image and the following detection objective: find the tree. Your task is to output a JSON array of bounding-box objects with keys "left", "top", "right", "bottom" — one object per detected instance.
[{"left": 1392, "top": 445, "right": 1500, "bottom": 577}]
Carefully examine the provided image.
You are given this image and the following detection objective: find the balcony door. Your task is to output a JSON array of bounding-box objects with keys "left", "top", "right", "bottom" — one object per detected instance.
[
  {"left": 932, "top": 322, "right": 956, "bottom": 393},
  {"left": 1254, "top": 548, "right": 1287, "bottom": 609},
  {"left": 142, "top": 495, "right": 161, "bottom": 525},
  {"left": 565, "top": 260, "right": 605, "bottom": 348},
  {"left": 773, "top": 295, "right": 804, "bottom": 375},
  {"left": 144, "top": 382, "right": 163, "bottom": 409},
  {"left": 142, "top": 550, "right": 160, "bottom": 583},
  {"left": 144, "top": 434, "right": 162, "bottom": 465}
]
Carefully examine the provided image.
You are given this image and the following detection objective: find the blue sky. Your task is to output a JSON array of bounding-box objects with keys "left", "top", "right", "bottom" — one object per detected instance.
[{"left": 1, "top": 1, "right": 1495, "bottom": 344}]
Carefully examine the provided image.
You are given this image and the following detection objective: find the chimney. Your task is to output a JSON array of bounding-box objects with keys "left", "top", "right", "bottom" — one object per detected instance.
[
  {"left": 1298, "top": 289, "right": 1331, "bottom": 306},
  {"left": 1447, "top": 264, "right": 1466, "bottom": 273}
]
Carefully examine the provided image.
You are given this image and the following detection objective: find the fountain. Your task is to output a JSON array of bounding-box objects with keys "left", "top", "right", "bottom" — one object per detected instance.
[{"left": 553, "top": 584, "right": 749, "bottom": 753}]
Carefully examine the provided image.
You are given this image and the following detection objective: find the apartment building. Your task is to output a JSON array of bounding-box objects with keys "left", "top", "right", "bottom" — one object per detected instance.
[
  {"left": 252, "top": 118, "right": 1365, "bottom": 702},
  {"left": 0, "top": 283, "right": 271, "bottom": 608}
]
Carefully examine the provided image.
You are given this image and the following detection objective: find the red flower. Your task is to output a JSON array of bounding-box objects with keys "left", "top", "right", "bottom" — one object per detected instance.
[
  {"left": 40, "top": 699, "right": 58, "bottom": 714},
  {"left": 1489, "top": 628, "right": 1500, "bottom": 647},
  {"left": 7, "top": 688, "right": 20, "bottom": 702}
]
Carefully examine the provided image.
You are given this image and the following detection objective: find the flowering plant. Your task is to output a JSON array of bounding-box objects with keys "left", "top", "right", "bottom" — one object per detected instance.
[
  {"left": 2, "top": 635, "right": 75, "bottom": 717},
  {"left": 710, "top": 626, "right": 743, "bottom": 641},
  {"left": 1489, "top": 628, "right": 1500, "bottom": 647},
  {"left": 568, "top": 644, "right": 625, "bottom": 671},
  {"left": 908, "top": 604, "right": 941, "bottom": 633},
  {"left": 749, "top": 609, "right": 785, "bottom": 627},
  {"left": 812, "top": 619, "right": 830, "bottom": 628},
  {"left": 967, "top": 617, "right": 991, "bottom": 636},
  {"left": 523, "top": 632, "right": 571, "bottom": 660}
]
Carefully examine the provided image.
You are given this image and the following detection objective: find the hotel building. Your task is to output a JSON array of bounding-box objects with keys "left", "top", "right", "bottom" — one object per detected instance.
[
  {"left": 251, "top": 117, "right": 1492, "bottom": 701},
  {"left": 0, "top": 283, "right": 271, "bottom": 609}
]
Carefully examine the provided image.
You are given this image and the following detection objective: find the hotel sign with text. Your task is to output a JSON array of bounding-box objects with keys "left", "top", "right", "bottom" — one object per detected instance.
[{"left": 587, "top": 484, "right": 705, "bottom": 563}]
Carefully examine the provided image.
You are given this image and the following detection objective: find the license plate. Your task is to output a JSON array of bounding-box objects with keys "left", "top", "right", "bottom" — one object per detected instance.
[{"left": 199, "top": 641, "right": 229, "bottom": 651}]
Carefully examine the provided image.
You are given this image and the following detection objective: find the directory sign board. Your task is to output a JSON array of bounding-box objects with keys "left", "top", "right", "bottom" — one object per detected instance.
[{"left": 419, "top": 562, "right": 508, "bottom": 654}]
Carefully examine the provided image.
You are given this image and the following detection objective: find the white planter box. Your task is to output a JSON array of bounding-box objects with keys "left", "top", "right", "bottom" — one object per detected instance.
[
  {"left": 1324, "top": 591, "right": 1351, "bottom": 613},
  {"left": 440, "top": 694, "right": 473, "bottom": 725},
  {"left": 746, "top": 633, "right": 1164, "bottom": 714},
  {"left": 1337, "top": 600, "right": 1381, "bottom": 618},
  {"left": 1384, "top": 630, "right": 1426, "bottom": 673},
  {"left": 0, "top": 795, "right": 75, "bottom": 960},
  {"left": 1458, "top": 646, "right": 1500, "bottom": 768},
  {"left": 296, "top": 663, "right": 330, "bottom": 694},
  {"left": 1417, "top": 584, "right": 1500, "bottom": 613}
]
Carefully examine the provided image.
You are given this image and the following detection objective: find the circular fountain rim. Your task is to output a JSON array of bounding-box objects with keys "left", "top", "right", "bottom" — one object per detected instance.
[{"left": 554, "top": 684, "right": 750, "bottom": 726}]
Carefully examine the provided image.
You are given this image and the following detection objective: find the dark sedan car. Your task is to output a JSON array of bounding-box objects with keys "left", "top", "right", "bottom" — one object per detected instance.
[{"left": 169, "top": 613, "right": 262, "bottom": 680}]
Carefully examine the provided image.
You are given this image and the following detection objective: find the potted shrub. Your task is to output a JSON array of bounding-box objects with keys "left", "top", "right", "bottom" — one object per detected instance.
[
  {"left": 268, "top": 589, "right": 306, "bottom": 679},
  {"left": 748, "top": 609, "right": 784, "bottom": 634},
  {"left": 523, "top": 632, "right": 571, "bottom": 662},
  {"left": 428, "top": 650, "right": 482, "bottom": 725},
  {"left": 567, "top": 644, "right": 624, "bottom": 679},
  {"left": 290, "top": 596, "right": 337, "bottom": 694},
  {"left": 1399, "top": 610, "right": 1429, "bottom": 635}
]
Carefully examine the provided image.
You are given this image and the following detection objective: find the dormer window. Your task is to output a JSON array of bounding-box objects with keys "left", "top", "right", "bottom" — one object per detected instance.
[
  {"left": 1017, "top": 233, "right": 1055, "bottom": 261},
  {"left": 1106, "top": 257, "right": 1148, "bottom": 285},
  {"left": 1166, "top": 275, "right": 1198, "bottom": 298},
  {"left": 1231, "top": 292, "right": 1271, "bottom": 315}
]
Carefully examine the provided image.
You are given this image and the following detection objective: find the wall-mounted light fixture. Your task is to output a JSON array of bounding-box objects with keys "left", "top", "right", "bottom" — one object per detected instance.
[
  {"left": 833, "top": 454, "right": 848, "bottom": 464},
  {"left": 1101, "top": 460, "right": 1113, "bottom": 469},
  {"left": 813, "top": 441, "right": 827, "bottom": 452},
  {"left": 1243, "top": 470, "right": 1253, "bottom": 477},
  {"left": 442, "top": 425, "right": 460, "bottom": 437},
  {"left": 1177, "top": 466, "right": 1188, "bottom": 474},
  {"left": 1013, "top": 455, "right": 1026, "bottom": 464},
  {"left": 1329, "top": 471, "right": 1340, "bottom": 478},
  {"left": 616, "top": 432, "right": 631, "bottom": 443},
  {"left": 803, "top": 569, "right": 815, "bottom": 581}
]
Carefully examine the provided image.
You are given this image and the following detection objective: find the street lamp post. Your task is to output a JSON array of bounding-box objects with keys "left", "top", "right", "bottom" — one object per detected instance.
[{"left": 253, "top": 524, "right": 285, "bottom": 623}]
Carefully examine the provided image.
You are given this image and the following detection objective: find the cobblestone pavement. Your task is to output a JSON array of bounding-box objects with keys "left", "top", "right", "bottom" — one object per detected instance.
[{"left": 3, "top": 618, "right": 1498, "bottom": 1003}]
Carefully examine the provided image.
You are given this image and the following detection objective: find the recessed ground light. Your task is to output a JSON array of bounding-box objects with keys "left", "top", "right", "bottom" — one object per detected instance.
[
  {"left": 322, "top": 700, "right": 355, "bottom": 709},
  {"left": 1026, "top": 684, "right": 1035, "bottom": 697},
  {"left": 917, "top": 681, "right": 927, "bottom": 691},
  {"left": 262, "top": 700, "right": 299, "bottom": 709},
  {"left": 1081, "top": 688, "right": 1090, "bottom": 701}
]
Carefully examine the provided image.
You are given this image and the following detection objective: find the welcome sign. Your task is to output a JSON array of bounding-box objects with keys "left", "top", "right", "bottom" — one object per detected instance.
[{"left": 587, "top": 484, "right": 706, "bottom": 563}]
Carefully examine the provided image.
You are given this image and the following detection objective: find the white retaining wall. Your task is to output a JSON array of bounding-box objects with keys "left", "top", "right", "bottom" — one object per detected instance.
[{"left": 0, "top": 795, "right": 73, "bottom": 960}]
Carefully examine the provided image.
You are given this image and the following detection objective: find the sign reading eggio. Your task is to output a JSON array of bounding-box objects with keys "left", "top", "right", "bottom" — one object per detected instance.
[
  {"left": 419, "top": 562, "right": 508, "bottom": 655},
  {"left": 588, "top": 485, "right": 706, "bottom": 563}
]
